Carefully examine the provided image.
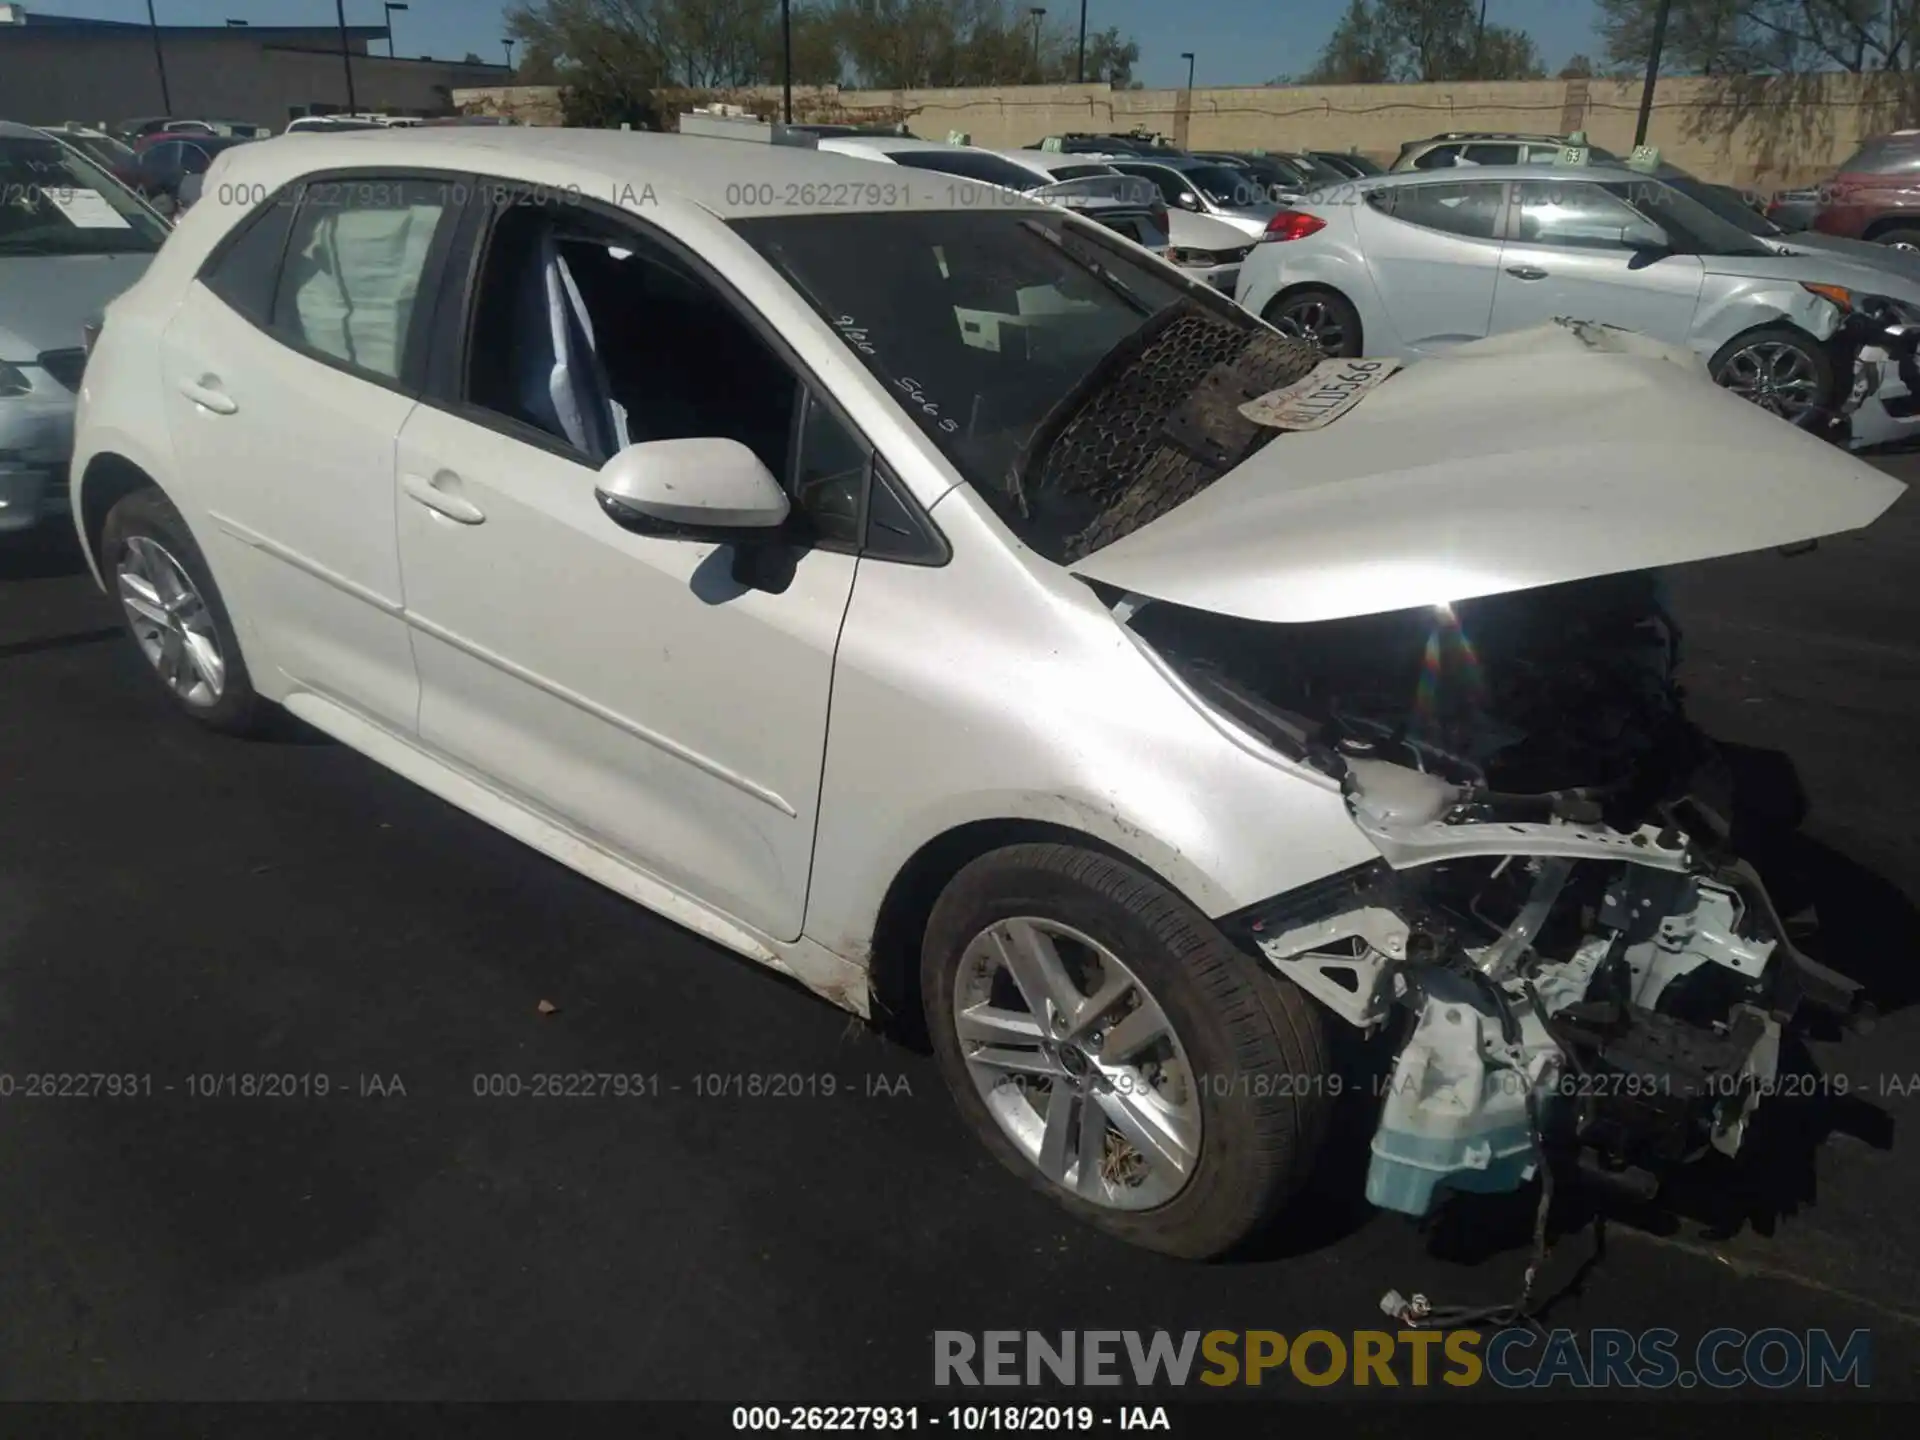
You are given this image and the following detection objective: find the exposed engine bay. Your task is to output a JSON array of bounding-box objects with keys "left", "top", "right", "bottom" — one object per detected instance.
[{"left": 1126, "top": 572, "right": 1871, "bottom": 1218}]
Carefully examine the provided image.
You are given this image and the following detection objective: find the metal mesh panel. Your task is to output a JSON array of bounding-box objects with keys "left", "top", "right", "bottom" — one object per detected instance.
[{"left": 1025, "top": 307, "right": 1325, "bottom": 561}]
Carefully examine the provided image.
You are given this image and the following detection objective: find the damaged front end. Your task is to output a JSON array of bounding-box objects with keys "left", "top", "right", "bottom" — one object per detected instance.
[{"left": 1128, "top": 574, "right": 1871, "bottom": 1218}]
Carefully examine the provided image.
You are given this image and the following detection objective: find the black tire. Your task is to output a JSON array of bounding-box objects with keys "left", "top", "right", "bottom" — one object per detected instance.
[
  {"left": 1707, "top": 324, "right": 1835, "bottom": 428},
  {"left": 1870, "top": 226, "right": 1920, "bottom": 251},
  {"left": 100, "top": 486, "right": 268, "bottom": 736},
  {"left": 1263, "top": 285, "right": 1363, "bottom": 357},
  {"left": 922, "top": 842, "right": 1331, "bottom": 1258}
]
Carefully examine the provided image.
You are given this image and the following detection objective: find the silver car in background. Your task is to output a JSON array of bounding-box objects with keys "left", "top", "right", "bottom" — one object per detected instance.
[
  {"left": 1, "top": 120, "right": 167, "bottom": 533},
  {"left": 1235, "top": 163, "right": 1920, "bottom": 445},
  {"left": 1104, "top": 154, "right": 1281, "bottom": 239}
]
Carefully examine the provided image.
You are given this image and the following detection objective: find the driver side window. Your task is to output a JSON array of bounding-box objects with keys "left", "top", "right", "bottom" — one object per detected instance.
[{"left": 460, "top": 194, "right": 869, "bottom": 550}]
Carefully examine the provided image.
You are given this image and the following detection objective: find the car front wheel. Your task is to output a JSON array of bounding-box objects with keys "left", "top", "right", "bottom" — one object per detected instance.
[
  {"left": 922, "top": 843, "right": 1331, "bottom": 1258},
  {"left": 101, "top": 486, "right": 267, "bottom": 735},
  {"left": 1709, "top": 325, "right": 1834, "bottom": 428}
]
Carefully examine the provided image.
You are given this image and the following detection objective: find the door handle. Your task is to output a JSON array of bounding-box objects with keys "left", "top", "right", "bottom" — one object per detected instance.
[
  {"left": 402, "top": 471, "right": 486, "bottom": 525},
  {"left": 176, "top": 376, "right": 237, "bottom": 414},
  {"left": 1505, "top": 266, "right": 1549, "bottom": 280}
]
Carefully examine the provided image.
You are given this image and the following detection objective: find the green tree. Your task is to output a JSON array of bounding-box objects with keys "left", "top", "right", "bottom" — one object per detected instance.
[
  {"left": 1594, "top": 0, "right": 1920, "bottom": 76},
  {"left": 1558, "top": 52, "right": 1596, "bottom": 78},
  {"left": 1301, "top": 0, "right": 1396, "bottom": 83},
  {"left": 1304, "top": 0, "right": 1544, "bottom": 83}
]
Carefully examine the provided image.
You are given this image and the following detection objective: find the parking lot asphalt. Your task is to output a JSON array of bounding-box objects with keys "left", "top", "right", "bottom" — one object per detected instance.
[{"left": 2, "top": 458, "right": 1919, "bottom": 1403}]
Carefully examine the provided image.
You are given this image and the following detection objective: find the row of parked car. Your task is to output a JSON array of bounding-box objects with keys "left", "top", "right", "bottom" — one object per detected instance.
[{"left": 790, "top": 123, "right": 1920, "bottom": 450}]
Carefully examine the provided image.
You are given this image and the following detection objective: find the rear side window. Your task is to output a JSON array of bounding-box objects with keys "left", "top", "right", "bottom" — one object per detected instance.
[
  {"left": 272, "top": 179, "right": 449, "bottom": 381},
  {"left": 1461, "top": 143, "right": 1522, "bottom": 165},
  {"left": 200, "top": 190, "right": 297, "bottom": 325},
  {"left": 1367, "top": 181, "right": 1505, "bottom": 240}
]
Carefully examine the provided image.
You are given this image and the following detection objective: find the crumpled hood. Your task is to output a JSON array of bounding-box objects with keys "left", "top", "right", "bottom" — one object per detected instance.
[
  {"left": 0, "top": 254, "right": 154, "bottom": 356},
  {"left": 1702, "top": 245, "right": 1920, "bottom": 303},
  {"left": 1071, "top": 322, "right": 1907, "bottom": 624},
  {"left": 1773, "top": 229, "right": 1920, "bottom": 286}
]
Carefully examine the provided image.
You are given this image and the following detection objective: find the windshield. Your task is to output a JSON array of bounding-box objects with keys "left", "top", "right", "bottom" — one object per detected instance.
[
  {"left": 733, "top": 208, "right": 1241, "bottom": 537},
  {"left": 1603, "top": 177, "right": 1777, "bottom": 256},
  {"left": 0, "top": 136, "right": 166, "bottom": 255},
  {"left": 1661, "top": 173, "right": 1781, "bottom": 237}
]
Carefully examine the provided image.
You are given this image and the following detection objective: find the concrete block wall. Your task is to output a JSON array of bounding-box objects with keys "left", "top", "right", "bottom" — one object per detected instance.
[{"left": 458, "top": 73, "right": 1894, "bottom": 188}]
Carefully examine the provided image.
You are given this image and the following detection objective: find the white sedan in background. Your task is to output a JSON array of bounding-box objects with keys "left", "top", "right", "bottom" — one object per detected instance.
[
  {"left": 1236, "top": 163, "right": 1920, "bottom": 445},
  {"left": 814, "top": 136, "right": 1256, "bottom": 296}
]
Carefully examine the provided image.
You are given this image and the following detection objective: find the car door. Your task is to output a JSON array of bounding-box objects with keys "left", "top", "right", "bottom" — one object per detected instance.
[
  {"left": 391, "top": 186, "right": 865, "bottom": 943},
  {"left": 1489, "top": 178, "right": 1707, "bottom": 344},
  {"left": 1356, "top": 180, "right": 1509, "bottom": 356},
  {"left": 158, "top": 172, "right": 461, "bottom": 732}
]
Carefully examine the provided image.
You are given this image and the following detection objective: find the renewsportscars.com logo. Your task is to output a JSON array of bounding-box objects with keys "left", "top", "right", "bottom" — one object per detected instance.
[{"left": 933, "top": 1328, "right": 1873, "bottom": 1390}]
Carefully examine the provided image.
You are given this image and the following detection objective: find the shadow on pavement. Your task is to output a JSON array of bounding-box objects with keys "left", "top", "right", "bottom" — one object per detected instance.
[{"left": 0, "top": 524, "right": 87, "bottom": 582}]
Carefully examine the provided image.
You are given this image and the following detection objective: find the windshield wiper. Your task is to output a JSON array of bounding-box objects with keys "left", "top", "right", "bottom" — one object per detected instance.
[{"left": 1017, "top": 218, "right": 1153, "bottom": 316}]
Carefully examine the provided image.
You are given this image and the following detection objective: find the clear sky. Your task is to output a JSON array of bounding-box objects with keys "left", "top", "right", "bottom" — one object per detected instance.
[{"left": 22, "top": 0, "right": 1604, "bottom": 89}]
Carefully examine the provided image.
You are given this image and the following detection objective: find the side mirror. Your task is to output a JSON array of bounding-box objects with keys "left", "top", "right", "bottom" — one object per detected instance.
[
  {"left": 1176, "top": 190, "right": 1201, "bottom": 210},
  {"left": 1619, "top": 218, "right": 1670, "bottom": 252},
  {"left": 149, "top": 192, "right": 177, "bottom": 218},
  {"left": 177, "top": 173, "right": 204, "bottom": 209},
  {"left": 594, "top": 437, "right": 790, "bottom": 546}
]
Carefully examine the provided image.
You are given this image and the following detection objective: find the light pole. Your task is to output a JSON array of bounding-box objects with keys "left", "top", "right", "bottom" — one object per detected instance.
[
  {"left": 1634, "top": 0, "right": 1674, "bottom": 146},
  {"left": 1030, "top": 7, "right": 1047, "bottom": 77},
  {"left": 1076, "top": 0, "right": 1087, "bottom": 83},
  {"left": 1475, "top": 0, "right": 1487, "bottom": 75},
  {"left": 384, "top": 3, "right": 408, "bottom": 59},
  {"left": 1180, "top": 50, "right": 1195, "bottom": 90},
  {"left": 782, "top": 0, "right": 793, "bottom": 124},
  {"left": 503, "top": 38, "right": 516, "bottom": 71},
  {"left": 335, "top": 0, "right": 358, "bottom": 112},
  {"left": 145, "top": 0, "right": 172, "bottom": 117}
]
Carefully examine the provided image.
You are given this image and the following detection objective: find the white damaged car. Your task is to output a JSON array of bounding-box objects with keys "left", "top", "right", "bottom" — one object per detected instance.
[{"left": 71, "top": 130, "right": 1904, "bottom": 1258}]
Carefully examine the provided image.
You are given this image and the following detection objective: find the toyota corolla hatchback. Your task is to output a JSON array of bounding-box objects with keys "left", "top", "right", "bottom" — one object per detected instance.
[{"left": 72, "top": 129, "right": 1902, "bottom": 1257}]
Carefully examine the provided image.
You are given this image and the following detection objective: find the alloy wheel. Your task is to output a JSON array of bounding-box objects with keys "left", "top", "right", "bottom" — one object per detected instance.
[
  {"left": 950, "top": 917, "right": 1202, "bottom": 1211},
  {"left": 1716, "top": 340, "right": 1822, "bottom": 423},
  {"left": 116, "top": 535, "right": 226, "bottom": 707},
  {"left": 1270, "top": 297, "right": 1348, "bottom": 356}
]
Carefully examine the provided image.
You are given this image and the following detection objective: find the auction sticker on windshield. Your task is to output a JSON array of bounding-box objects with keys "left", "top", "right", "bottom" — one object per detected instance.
[{"left": 1240, "top": 357, "right": 1401, "bottom": 431}]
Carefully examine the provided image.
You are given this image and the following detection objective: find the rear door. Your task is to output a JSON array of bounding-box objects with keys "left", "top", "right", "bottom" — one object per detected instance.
[
  {"left": 157, "top": 172, "right": 462, "bottom": 731},
  {"left": 1489, "top": 178, "right": 1706, "bottom": 344},
  {"left": 1357, "top": 179, "right": 1509, "bottom": 356}
]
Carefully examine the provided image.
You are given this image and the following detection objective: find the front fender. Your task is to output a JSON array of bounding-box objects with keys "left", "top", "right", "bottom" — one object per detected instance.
[{"left": 1693, "top": 279, "right": 1843, "bottom": 353}]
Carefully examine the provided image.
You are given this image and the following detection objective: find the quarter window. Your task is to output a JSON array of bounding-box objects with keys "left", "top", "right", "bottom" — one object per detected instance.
[
  {"left": 1367, "top": 182, "right": 1505, "bottom": 240},
  {"left": 199, "top": 189, "right": 297, "bottom": 324},
  {"left": 272, "top": 178, "right": 448, "bottom": 381}
]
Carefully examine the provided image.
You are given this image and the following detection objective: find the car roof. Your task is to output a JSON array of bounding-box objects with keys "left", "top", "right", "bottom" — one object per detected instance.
[
  {"left": 1107, "top": 154, "right": 1214, "bottom": 171},
  {"left": 202, "top": 127, "right": 1051, "bottom": 219},
  {"left": 0, "top": 119, "right": 55, "bottom": 140},
  {"left": 987, "top": 149, "right": 1119, "bottom": 175},
  {"left": 811, "top": 134, "right": 957, "bottom": 157},
  {"left": 1355, "top": 161, "right": 1649, "bottom": 186}
]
